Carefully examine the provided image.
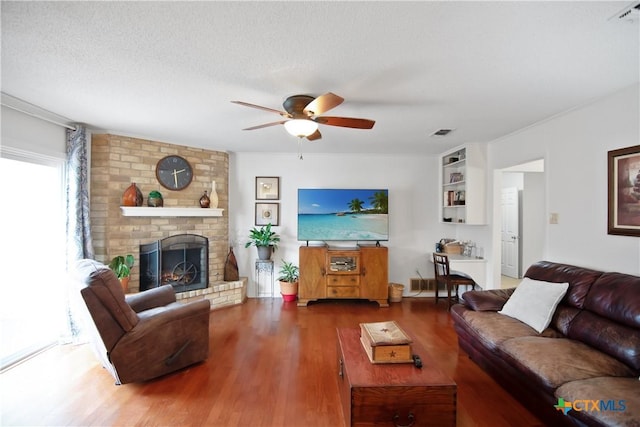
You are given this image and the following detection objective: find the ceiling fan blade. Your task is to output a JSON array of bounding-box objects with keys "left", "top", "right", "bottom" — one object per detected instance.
[
  {"left": 231, "top": 101, "right": 289, "bottom": 117},
  {"left": 303, "top": 92, "right": 344, "bottom": 116},
  {"left": 306, "top": 129, "right": 322, "bottom": 141},
  {"left": 242, "top": 120, "right": 287, "bottom": 131},
  {"left": 314, "top": 116, "right": 375, "bottom": 129}
]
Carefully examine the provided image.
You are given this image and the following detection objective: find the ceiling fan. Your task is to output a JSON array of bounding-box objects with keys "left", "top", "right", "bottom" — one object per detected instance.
[{"left": 231, "top": 92, "right": 375, "bottom": 141}]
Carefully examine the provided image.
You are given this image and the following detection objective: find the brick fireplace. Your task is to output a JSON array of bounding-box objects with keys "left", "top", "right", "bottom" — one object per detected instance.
[
  {"left": 140, "top": 234, "right": 209, "bottom": 293},
  {"left": 89, "top": 134, "right": 246, "bottom": 310}
]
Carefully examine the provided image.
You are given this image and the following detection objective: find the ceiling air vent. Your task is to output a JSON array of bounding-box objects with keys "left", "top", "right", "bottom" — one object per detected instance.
[
  {"left": 609, "top": 2, "right": 640, "bottom": 23},
  {"left": 431, "top": 129, "right": 453, "bottom": 137}
]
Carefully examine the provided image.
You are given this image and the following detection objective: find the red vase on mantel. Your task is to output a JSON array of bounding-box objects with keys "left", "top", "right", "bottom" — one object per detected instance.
[{"left": 122, "top": 182, "right": 143, "bottom": 207}]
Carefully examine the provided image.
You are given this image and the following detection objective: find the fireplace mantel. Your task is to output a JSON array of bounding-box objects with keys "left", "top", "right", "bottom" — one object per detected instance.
[{"left": 120, "top": 207, "right": 224, "bottom": 217}]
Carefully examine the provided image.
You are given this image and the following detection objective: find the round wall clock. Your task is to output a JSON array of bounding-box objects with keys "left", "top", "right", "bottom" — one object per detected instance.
[{"left": 155, "top": 155, "right": 193, "bottom": 190}]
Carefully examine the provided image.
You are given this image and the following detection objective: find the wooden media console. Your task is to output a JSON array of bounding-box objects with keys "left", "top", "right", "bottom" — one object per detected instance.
[{"left": 298, "top": 244, "right": 389, "bottom": 307}]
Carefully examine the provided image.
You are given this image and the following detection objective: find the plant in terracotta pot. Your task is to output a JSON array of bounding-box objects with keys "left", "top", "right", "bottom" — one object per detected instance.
[
  {"left": 244, "top": 223, "right": 280, "bottom": 260},
  {"left": 109, "top": 254, "right": 135, "bottom": 292},
  {"left": 277, "top": 260, "right": 299, "bottom": 302}
]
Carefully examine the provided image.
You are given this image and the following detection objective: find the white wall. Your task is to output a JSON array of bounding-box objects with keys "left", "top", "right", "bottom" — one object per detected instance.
[
  {"left": 487, "top": 83, "right": 640, "bottom": 284},
  {"left": 502, "top": 172, "right": 523, "bottom": 190},
  {"left": 229, "top": 152, "right": 447, "bottom": 297}
]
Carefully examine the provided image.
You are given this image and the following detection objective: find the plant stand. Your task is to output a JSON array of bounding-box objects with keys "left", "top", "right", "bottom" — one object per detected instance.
[{"left": 255, "top": 260, "right": 274, "bottom": 297}]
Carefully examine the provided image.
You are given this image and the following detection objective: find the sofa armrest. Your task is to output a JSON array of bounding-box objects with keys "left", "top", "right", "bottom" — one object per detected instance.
[
  {"left": 463, "top": 288, "right": 516, "bottom": 311},
  {"left": 125, "top": 285, "right": 176, "bottom": 313}
]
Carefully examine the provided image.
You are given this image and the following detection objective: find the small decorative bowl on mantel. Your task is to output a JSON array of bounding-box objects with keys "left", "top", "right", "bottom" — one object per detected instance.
[{"left": 147, "top": 190, "right": 163, "bottom": 207}]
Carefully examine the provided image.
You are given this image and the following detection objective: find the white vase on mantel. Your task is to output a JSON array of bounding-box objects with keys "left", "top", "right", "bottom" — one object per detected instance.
[{"left": 210, "top": 180, "right": 219, "bottom": 208}]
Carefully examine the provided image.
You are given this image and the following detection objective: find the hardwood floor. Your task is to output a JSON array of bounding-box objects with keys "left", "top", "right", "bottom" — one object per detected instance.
[
  {"left": 500, "top": 275, "right": 521, "bottom": 288},
  {"left": 1, "top": 298, "right": 545, "bottom": 426}
]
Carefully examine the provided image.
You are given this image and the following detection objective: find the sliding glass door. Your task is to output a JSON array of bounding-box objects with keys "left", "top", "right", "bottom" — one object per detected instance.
[{"left": 0, "top": 155, "right": 66, "bottom": 370}]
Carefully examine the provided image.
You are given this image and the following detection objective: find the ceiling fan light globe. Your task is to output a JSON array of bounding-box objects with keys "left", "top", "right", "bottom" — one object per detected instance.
[{"left": 284, "top": 119, "right": 318, "bottom": 138}]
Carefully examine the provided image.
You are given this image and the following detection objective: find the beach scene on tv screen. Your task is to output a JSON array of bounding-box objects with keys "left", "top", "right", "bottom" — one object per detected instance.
[{"left": 298, "top": 189, "right": 389, "bottom": 241}]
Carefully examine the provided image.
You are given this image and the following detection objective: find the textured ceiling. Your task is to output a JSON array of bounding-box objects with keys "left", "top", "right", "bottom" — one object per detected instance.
[{"left": 1, "top": 1, "right": 638, "bottom": 155}]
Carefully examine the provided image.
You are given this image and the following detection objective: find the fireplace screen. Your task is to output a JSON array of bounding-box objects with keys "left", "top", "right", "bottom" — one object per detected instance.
[{"left": 140, "top": 234, "right": 209, "bottom": 293}]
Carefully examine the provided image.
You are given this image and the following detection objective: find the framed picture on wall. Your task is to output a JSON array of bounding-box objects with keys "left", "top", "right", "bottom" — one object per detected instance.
[
  {"left": 608, "top": 145, "right": 640, "bottom": 236},
  {"left": 256, "top": 176, "right": 280, "bottom": 200},
  {"left": 255, "top": 202, "right": 280, "bottom": 226}
]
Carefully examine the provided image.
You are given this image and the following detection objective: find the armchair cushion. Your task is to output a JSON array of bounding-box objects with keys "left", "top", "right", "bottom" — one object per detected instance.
[{"left": 126, "top": 284, "right": 176, "bottom": 313}]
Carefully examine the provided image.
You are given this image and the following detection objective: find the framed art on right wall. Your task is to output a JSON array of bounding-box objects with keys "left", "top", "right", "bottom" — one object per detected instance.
[
  {"left": 255, "top": 176, "right": 279, "bottom": 200},
  {"left": 255, "top": 202, "right": 279, "bottom": 226},
  {"left": 608, "top": 145, "right": 640, "bottom": 236}
]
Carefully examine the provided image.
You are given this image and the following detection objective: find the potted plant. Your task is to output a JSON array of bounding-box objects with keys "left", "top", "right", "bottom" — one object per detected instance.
[
  {"left": 244, "top": 223, "right": 280, "bottom": 260},
  {"left": 109, "top": 254, "right": 135, "bottom": 292},
  {"left": 277, "top": 260, "right": 299, "bottom": 302}
]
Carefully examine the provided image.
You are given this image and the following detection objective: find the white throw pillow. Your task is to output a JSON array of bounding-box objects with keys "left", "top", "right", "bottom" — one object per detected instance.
[{"left": 498, "top": 277, "right": 569, "bottom": 333}]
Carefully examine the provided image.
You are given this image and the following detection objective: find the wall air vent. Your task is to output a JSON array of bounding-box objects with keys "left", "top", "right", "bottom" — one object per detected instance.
[
  {"left": 410, "top": 277, "right": 436, "bottom": 292},
  {"left": 431, "top": 129, "right": 454, "bottom": 137},
  {"left": 609, "top": 2, "right": 640, "bottom": 23}
]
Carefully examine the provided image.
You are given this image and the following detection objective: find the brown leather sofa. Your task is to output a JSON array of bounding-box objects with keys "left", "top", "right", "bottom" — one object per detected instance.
[
  {"left": 451, "top": 261, "right": 639, "bottom": 427},
  {"left": 75, "top": 259, "right": 211, "bottom": 385}
]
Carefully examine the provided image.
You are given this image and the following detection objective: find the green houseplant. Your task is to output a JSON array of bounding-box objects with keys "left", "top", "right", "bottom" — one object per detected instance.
[
  {"left": 109, "top": 254, "right": 135, "bottom": 292},
  {"left": 277, "top": 260, "right": 299, "bottom": 302},
  {"left": 244, "top": 223, "right": 280, "bottom": 260}
]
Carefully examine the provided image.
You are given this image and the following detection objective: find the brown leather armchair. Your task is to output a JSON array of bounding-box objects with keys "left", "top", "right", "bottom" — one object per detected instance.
[{"left": 75, "top": 259, "right": 210, "bottom": 385}]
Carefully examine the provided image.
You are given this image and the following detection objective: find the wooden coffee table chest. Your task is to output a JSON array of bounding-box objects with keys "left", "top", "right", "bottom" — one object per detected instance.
[{"left": 337, "top": 328, "right": 456, "bottom": 427}]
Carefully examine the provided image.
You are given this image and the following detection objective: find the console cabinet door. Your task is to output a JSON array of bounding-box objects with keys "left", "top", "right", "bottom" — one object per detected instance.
[
  {"left": 359, "top": 246, "right": 388, "bottom": 300},
  {"left": 299, "top": 246, "right": 327, "bottom": 300}
]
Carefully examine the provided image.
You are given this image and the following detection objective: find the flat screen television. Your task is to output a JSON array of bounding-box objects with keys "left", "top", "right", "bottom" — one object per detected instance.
[{"left": 298, "top": 188, "right": 389, "bottom": 242}]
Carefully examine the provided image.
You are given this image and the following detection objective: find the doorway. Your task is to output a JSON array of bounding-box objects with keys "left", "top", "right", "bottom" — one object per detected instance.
[
  {"left": 494, "top": 159, "right": 545, "bottom": 288},
  {"left": 501, "top": 186, "right": 520, "bottom": 278}
]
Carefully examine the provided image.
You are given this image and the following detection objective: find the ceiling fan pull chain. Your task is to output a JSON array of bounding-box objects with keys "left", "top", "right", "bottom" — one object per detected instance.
[{"left": 298, "top": 137, "right": 304, "bottom": 160}]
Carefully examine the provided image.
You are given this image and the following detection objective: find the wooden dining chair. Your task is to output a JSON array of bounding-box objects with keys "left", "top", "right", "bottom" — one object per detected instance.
[{"left": 432, "top": 253, "right": 477, "bottom": 310}]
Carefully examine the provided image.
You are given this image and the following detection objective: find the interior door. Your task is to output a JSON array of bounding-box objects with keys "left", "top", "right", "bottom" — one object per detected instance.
[{"left": 501, "top": 187, "right": 520, "bottom": 278}]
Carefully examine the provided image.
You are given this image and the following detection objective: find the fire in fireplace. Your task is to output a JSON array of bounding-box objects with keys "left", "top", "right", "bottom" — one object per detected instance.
[{"left": 140, "top": 234, "right": 209, "bottom": 293}]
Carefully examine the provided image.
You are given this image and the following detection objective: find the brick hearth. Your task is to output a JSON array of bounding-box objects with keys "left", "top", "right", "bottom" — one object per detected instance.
[{"left": 175, "top": 279, "right": 247, "bottom": 309}]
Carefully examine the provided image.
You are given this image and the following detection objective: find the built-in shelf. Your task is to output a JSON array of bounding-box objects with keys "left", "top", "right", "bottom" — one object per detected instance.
[
  {"left": 120, "top": 206, "right": 224, "bottom": 217},
  {"left": 439, "top": 144, "right": 487, "bottom": 225}
]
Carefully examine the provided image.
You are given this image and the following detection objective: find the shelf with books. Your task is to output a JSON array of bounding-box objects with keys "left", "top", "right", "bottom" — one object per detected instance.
[{"left": 439, "top": 144, "right": 486, "bottom": 225}]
